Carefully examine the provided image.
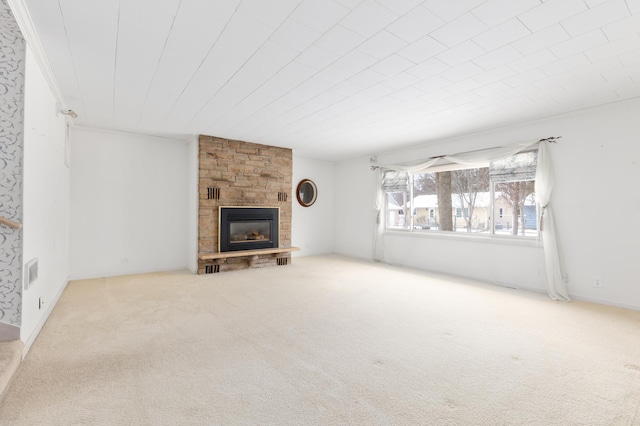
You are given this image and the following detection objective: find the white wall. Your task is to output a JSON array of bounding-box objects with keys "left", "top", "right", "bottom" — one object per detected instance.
[
  {"left": 334, "top": 156, "right": 377, "bottom": 260},
  {"left": 292, "top": 155, "right": 335, "bottom": 256},
  {"left": 21, "top": 45, "right": 70, "bottom": 345},
  {"left": 69, "top": 127, "right": 190, "bottom": 279},
  {"left": 334, "top": 98, "right": 640, "bottom": 310},
  {"left": 186, "top": 137, "right": 198, "bottom": 273}
]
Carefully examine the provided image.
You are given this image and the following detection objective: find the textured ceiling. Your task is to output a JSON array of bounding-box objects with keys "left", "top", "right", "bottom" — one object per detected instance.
[{"left": 21, "top": 0, "right": 640, "bottom": 160}]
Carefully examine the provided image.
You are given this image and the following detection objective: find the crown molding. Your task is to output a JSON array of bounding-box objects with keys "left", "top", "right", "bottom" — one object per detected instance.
[{"left": 7, "top": 0, "right": 67, "bottom": 108}]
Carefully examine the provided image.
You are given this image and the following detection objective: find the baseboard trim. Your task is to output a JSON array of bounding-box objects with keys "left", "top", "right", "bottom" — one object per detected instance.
[{"left": 22, "top": 278, "right": 70, "bottom": 358}]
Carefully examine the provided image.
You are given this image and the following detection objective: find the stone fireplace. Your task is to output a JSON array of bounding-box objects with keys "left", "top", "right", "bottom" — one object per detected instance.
[{"left": 198, "top": 135, "right": 294, "bottom": 274}]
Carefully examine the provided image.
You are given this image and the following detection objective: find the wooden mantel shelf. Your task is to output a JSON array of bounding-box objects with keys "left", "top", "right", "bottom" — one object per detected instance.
[{"left": 198, "top": 247, "right": 300, "bottom": 261}]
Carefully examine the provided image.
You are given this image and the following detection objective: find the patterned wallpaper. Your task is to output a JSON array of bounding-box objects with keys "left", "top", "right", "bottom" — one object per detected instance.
[{"left": 0, "top": 0, "right": 25, "bottom": 326}]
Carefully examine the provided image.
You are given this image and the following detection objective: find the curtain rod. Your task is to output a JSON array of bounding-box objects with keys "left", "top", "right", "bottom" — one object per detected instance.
[{"left": 370, "top": 136, "right": 561, "bottom": 170}]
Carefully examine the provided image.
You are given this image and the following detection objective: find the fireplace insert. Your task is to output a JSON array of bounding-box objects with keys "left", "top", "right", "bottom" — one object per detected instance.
[{"left": 219, "top": 207, "right": 279, "bottom": 252}]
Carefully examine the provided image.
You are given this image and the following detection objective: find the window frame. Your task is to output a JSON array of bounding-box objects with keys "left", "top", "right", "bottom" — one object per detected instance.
[{"left": 383, "top": 164, "right": 538, "bottom": 240}]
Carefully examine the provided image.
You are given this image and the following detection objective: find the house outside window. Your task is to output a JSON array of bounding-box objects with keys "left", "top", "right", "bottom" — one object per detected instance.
[{"left": 382, "top": 151, "right": 538, "bottom": 237}]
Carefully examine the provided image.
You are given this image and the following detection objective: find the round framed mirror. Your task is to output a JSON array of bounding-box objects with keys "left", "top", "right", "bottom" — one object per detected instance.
[{"left": 296, "top": 179, "right": 317, "bottom": 207}]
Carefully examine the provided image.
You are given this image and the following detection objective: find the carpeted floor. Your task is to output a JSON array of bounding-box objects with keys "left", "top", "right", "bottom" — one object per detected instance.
[{"left": 1, "top": 254, "right": 640, "bottom": 425}]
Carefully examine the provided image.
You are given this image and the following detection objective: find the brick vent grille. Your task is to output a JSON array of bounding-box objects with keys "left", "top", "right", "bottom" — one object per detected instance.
[
  {"left": 204, "top": 264, "right": 220, "bottom": 274},
  {"left": 278, "top": 192, "right": 288, "bottom": 202},
  {"left": 207, "top": 187, "right": 220, "bottom": 200},
  {"left": 277, "top": 257, "right": 289, "bottom": 266}
]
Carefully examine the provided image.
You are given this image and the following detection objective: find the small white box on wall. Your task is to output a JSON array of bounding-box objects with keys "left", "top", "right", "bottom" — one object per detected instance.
[{"left": 24, "top": 258, "right": 39, "bottom": 290}]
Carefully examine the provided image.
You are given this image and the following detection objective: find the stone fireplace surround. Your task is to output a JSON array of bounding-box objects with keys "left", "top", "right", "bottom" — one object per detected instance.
[{"left": 198, "top": 135, "right": 294, "bottom": 274}]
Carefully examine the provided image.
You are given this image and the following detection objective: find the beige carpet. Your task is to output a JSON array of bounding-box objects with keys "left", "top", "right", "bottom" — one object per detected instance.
[{"left": 2, "top": 254, "right": 640, "bottom": 425}]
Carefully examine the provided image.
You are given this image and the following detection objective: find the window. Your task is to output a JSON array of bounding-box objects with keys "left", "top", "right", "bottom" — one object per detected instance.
[{"left": 383, "top": 151, "right": 538, "bottom": 237}]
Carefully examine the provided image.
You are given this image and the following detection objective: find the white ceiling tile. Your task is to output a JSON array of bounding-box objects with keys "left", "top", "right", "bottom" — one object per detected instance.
[
  {"left": 290, "top": 0, "right": 350, "bottom": 32},
  {"left": 424, "top": 0, "right": 487, "bottom": 22},
  {"left": 163, "top": 59, "right": 243, "bottom": 129},
  {"left": 445, "top": 91, "right": 483, "bottom": 106},
  {"left": 413, "top": 75, "right": 452, "bottom": 92},
  {"left": 375, "top": 0, "right": 424, "bottom": 15},
  {"left": 333, "top": 50, "right": 378, "bottom": 74},
  {"left": 518, "top": 0, "right": 588, "bottom": 32},
  {"left": 347, "top": 69, "right": 388, "bottom": 86},
  {"left": 177, "top": 0, "right": 240, "bottom": 25},
  {"left": 380, "top": 72, "right": 422, "bottom": 89},
  {"left": 219, "top": 13, "right": 276, "bottom": 48},
  {"left": 313, "top": 65, "right": 354, "bottom": 84},
  {"left": 560, "top": 0, "right": 630, "bottom": 37},
  {"left": 144, "top": 0, "right": 182, "bottom": 17},
  {"left": 500, "top": 83, "right": 537, "bottom": 99},
  {"left": 238, "top": 0, "right": 299, "bottom": 27},
  {"left": 540, "top": 53, "right": 591, "bottom": 75},
  {"left": 473, "top": 45, "right": 522, "bottom": 70},
  {"left": 602, "top": 13, "right": 640, "bottom": 41},
  {"left": 571, "top": 57, "right": 622, "bottom": 78},
  {"left": 276, "top": 61, "right": 318, "bottom": 82},
  {"left": 444, "top": 62, "right": 484, "bottom": 82},
  {"left": 602, "top": 62, "right": 640, "bottom": 83},
  {"left": 314, "top": 25, "right": 366, "bottom": 55},
  {"left": 358, "top": 84, "right": 397, "bottom": 98},
  {"left": 503, "top": 69, "right": 547, "bottom": 86},
  {"left": 339, "top": 0, "right": 399, "bottom": 37},
  {"left": 269, "top": 19, "right": 322, "bottom": 52},
  {"left": 419, "top": 89, "right": 455, "bottom": 103},
  {"left": 357, "top": 30, "right": 408, "bottom": 60},
  {"left": 370, "top": 54, "right": 415, "bottom": 76},
  {"left": 445, "top": 79, "right": 483, "bottom": 94},
  {"left": 473, "top": 18, "right": 531, "bottom": 51},
  {"left": 294, "top": 46, "right": 339, "bottom": 69},
  {"left": 252, "top": 41, "right": 299, "bottom": 67},
  {"left": 618, "top": 49, "right": 640, "bottom": 66},
  {"left": 436, "top": 41, "right": 486, "bottom": 67},
  {"left": 616, "top": 84, "right": 640, "bottom": 100},
  {"left": 386, "top": 5, "right": 444, "bottom": 43},
  {"left": 508, "top": 49, "right": 557, "bottom": 73},
  {"left": 562, "top": 74, "right": 608, "bottom": 92},
  {"left": 388, "top": 86, "right": 427, "bottom": 101},
  {"left": 473, "top": 65, "right": 517, "bottom": 84},
  {"left": 627, "top": 0, "right": 640, "bottom": 13},
  {"left": 549, "top": 29, "right": 608, "bottom": 58},
  {"left": 329, "top": 80, "right": 365, "bottom": 96},
  {"left": 585, "top": 34, "right": 640, "bottom": 62},
  {"left": 472, "top": 0, "right": 541, "bottom": 27},
  {"left": 406, "top": 58, "right": 450, "bottom": 78},
  {"left": 584, "top": 0, "right": 609, "bottom": 6},
  {"left": 511, "top": 24, "right": 571, "bottom": 55},
  {"left": 473, "top": 81, "right": 511, "bottom": 97},
  {"left": 532, "top": 72, "right": 577, "bottom": 89},
  {"left": 113, "top": 3, "right": 176, "bottom": 129},
  {"left": 334, "top": 0, "right": 364, "bottom": 7},
  {"left": 430, "top": 13, "right": 489, "bottom": 48},
  {"left": 397, "top": 36, "right": 447, "bottom": 63},
  {"left": 575, "top": 89, "right": 621, "bottom": 106}
]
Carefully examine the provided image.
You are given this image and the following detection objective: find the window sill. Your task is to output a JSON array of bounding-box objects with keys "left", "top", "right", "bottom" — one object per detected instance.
[{"left": 383, "top": 229, "right": 542, "bottom": 248}]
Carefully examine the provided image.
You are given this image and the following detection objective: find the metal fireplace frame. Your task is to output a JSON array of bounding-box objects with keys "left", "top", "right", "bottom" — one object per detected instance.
[{"left": 218, "top": 206, "right": 280, "bottom": 252}]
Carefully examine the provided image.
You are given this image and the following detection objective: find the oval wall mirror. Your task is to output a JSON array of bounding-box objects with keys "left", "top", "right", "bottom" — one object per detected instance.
[{"left": 296, "top": 179, "right": 317, "bottom": 207}]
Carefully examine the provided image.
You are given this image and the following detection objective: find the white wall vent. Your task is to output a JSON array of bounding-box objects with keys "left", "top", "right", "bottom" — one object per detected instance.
[{"left": 24, "top": 258, "right": 38, "bottom": 290}]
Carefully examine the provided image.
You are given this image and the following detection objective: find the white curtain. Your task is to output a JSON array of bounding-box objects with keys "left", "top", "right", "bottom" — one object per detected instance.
[
  {"left": 372, "top": 138, "right": 570, "bottom": 302},
  {"left": 373, "top": 167, "right": 384, "bottom": 261},
  {"left": 535, "top": 142, "right": 571, "bottom": 301}
]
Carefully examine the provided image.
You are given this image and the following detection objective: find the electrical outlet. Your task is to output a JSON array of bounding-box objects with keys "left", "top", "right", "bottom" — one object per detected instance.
[
  {"left": 593, "top": 276, "right": 603, "bottom": 288},
  {"left": 120, "top": 258, "right": 129, "bottom": 265}
]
